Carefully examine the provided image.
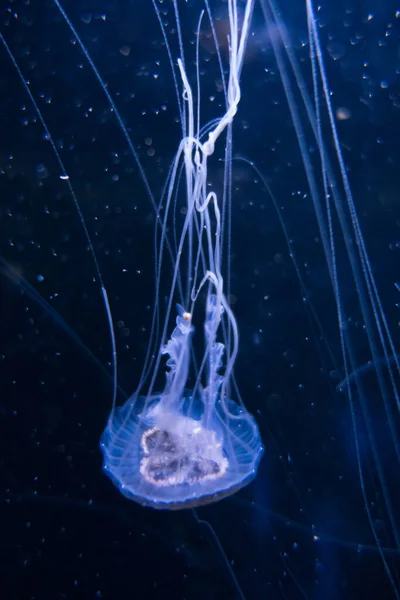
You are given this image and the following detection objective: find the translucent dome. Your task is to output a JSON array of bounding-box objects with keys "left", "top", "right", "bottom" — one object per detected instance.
[{"left": 101, "top": 388, "right": 262, "bottom": 509}]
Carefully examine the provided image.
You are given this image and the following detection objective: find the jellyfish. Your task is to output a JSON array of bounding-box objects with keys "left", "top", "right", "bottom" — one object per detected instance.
[
  {"left": 97, "top": 0, "right": 264, "bottom": 509},
  {"left": 2, "top": 0, "right": 400, "bottom": 597}
]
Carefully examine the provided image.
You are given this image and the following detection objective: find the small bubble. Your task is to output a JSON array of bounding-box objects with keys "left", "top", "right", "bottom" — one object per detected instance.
[
  {"left": 35, "top": 164, "right": 49, "bottom": 180},
  {"left": 336, "top": 106, "right": 351, "bottom": 120},
  {"left": 81, "top": 13, "right": 92, "bottom": 24},
  {"left": 326, "top": 41, "right": 345, "bottom": 60}
]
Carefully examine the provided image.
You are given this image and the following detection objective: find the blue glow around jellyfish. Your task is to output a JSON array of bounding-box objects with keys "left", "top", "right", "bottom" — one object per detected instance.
[{"left": 99, "top": 0, "right": 263, "bottom": 509}]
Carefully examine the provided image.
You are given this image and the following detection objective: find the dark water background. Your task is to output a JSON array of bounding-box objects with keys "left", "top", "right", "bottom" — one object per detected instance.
[{"left": 1, "top": 0, "right": 400, "bottom": 598}]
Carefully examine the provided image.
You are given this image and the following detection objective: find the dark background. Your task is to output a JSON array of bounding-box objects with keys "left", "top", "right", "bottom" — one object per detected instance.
[{"left": 1, "top": 0, "right": 400, "bottom": 598}]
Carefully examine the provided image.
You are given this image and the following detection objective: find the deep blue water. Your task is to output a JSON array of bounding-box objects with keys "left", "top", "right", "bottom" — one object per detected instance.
[{"left": 1, "top": 1, "right": 400, "bottom": 599}]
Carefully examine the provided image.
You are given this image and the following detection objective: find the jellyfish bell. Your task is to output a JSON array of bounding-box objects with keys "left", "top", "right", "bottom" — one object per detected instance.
[{"left": 101, "top": 391, "right": 262, "bottom": 510}]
